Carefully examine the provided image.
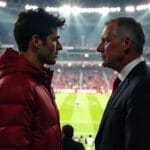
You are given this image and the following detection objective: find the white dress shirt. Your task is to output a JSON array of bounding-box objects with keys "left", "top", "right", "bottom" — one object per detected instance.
[{"left": 118, "top": 56, "right": 144, "bottom": 82}]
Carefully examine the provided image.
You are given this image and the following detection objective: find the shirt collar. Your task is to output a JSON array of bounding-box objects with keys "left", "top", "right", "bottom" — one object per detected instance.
[{"left": 119, "top": 56, "right": 144, "bottom": 81}]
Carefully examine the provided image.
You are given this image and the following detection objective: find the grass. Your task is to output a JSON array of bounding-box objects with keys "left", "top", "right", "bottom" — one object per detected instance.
[{"left": 55, "top": 92, "right": 110, "bottom": 149}]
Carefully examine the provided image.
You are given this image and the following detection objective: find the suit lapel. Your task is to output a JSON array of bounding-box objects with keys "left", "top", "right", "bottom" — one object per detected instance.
[{"left": 98, "top": 79, "right": 129, "bottom": 132}]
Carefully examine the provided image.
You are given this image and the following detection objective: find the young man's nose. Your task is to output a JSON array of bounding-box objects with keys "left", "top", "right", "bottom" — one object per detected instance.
[{"left": 57, "top": 41, "right": 63, "bottom": 51}]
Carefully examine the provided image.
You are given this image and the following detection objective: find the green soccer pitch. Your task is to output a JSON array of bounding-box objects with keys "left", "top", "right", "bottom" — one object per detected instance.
[{"left": 55, "top": 92, "right": 110, "bottom": 138}]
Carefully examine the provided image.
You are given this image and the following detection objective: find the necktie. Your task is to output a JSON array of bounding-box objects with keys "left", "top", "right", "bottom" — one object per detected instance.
[{"left": 112, "top": 77, "right": 121, "bottom": 94}]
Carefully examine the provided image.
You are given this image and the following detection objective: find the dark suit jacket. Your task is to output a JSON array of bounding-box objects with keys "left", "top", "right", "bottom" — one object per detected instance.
[{"left": 95, "top": 61, "right": 150, "bottom": 150}]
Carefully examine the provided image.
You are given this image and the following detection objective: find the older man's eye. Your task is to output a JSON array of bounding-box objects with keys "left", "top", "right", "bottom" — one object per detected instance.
[{"left": 104, "top": 40, "right": 109, "bottom": 45}]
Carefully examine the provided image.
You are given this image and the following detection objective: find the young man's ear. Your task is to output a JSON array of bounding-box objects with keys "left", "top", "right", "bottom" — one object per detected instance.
[{"left": 31, "top": 35, "right": 42, "bottom": 48}]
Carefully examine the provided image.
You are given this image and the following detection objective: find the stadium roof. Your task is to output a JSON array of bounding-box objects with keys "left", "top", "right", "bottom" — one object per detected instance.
[{"left": 4, "top": 0, "right": 150, "bottom": 7}]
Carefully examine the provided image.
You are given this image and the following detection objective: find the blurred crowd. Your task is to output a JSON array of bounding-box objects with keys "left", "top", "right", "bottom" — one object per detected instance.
[{"left": 52, "top": 67, "right": 117, "bottom": 92}]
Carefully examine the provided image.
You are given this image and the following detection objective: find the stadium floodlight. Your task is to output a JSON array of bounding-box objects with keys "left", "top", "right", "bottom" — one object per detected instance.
[
  {"left": 94, "top": 8, "right": 101, "bottom": 13},
  {"left": 84, "top": 53, "right": 89, "bottom": 58},
  {"left": 116, "top": 7, "right": 121, "bottom": 12},
  {"left": 72, "top": 6, "right": 81, "bottom": 15},
  {"left": 82, "top": 64, "right": 85, "bottom": 68},
  {"left": 68, "top": 62, "right": 72, "bottom": 67},
  {"left": 58, "top": 5, "right": 72, "bottom": 15},
  {"left": 79, "top": 7, "right": 110, "bottom": 14},
  {"left": 25, "top": 4, "right": 38, "bottom": 10},
  {"left": 79, "top": 8, "right": 90, "bottom": 13},
  {"left": 99, "top": 7, "right": 110, "bottom": 15},
  {"left": 125, "top": 6, "right": 135, "bottom": 12},
  {"left": 45, "top": 7, "right": 59, "bottom": 12},
  {"left": 136, "top": 4, "right": 147, "bottom": 11},
  {"left": 85, "top": 8, "right": 93, "bottom": 13},
  {"left": 57, "top": 69, "right": 61, "bottom": 73},
  {"left": 148, "top": 4, "right": 150, "bottom": 9},
  {"left": 110, "top": 7, "right": 121, "bottom": 13},
  {"left": 87, "top": 8, "right": 95, "bottom": 13},
  {"left": 44, "top": 6, "right": 121, "bottom": 14},
  {"left": 0, "top": 1, "right": 7, "bottom": 7},
  {"left": 98, "top": 63, "right": 102, "bottom": 67}
]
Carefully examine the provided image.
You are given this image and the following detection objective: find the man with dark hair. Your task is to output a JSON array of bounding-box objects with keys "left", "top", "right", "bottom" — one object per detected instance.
[
  {"left": 0, "top": 8, "right": 65, "bottom": 149},
  {"left": 62, "top": 125, "right": 85, "bottom": 150},
  {"left": 95, "top": 17, "right": 150, "bottom": 150}
]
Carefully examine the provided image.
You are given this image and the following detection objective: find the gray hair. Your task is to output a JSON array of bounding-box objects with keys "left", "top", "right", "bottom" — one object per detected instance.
[{"left": 106, "top": 17, "right": 145, "bottom": 53}]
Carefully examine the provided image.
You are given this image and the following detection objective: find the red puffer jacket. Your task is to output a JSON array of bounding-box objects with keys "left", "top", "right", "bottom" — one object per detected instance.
[{"left": 0, "top": 48, "right": 61, "bottom": 150}]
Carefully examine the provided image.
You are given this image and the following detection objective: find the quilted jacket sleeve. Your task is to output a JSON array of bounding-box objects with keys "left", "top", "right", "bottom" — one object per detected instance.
[{"left": 0, "top": 76, "right": 35, "bottom": 149}]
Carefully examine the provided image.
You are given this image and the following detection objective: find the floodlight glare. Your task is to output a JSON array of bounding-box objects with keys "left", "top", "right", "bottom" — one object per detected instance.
[
  {"left": 45, "top": 7, "right": 58, "bottom": 12},
  {"left": 59, "top": 5, "right": 72, "bottom": 15},
  {"left": 98, "top": 63, "right": 102, "bottom": 67},
  {"left": 136, "top": 4, "right": 147, "bottom": 11},
  {"left": 147, "top": 4, "right": 150, "bottom": 9},
  {"left": 125, "top": 6, "right": 135, "bottom": 12},
  {"left": 25, "top": 4, "right": 38, "bottom": 10},
  {"left": 72, "top": 6, "right": 81, "bottom": 15},
  {"left": 84, "top": 53, "right": 89, "bottom": 58},
  {"left": 68, "top": 63, "right": 72, "bottom": 67},
  {"left": 117, "top": 7, "right": 121, "bottom": 12},
  {"left": 110, "top": 7, "right": 121, "bottom": 12},
  {"left": 99, "top": 7, "right": 110, "bottom": 15},
  {"left": 0, "top": 1, "right": 6, "bottom": 7},
  {"left": 57, "top": 69, "right": 61, "bottom": 73},
  {"left": 33, "top": 6, "right": 122, "bottom": 14}
]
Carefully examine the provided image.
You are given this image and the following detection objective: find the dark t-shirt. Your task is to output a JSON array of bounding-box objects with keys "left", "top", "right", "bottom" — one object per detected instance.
[{"left": 62, "top": 137, "right": 85, "bottom": 150}]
